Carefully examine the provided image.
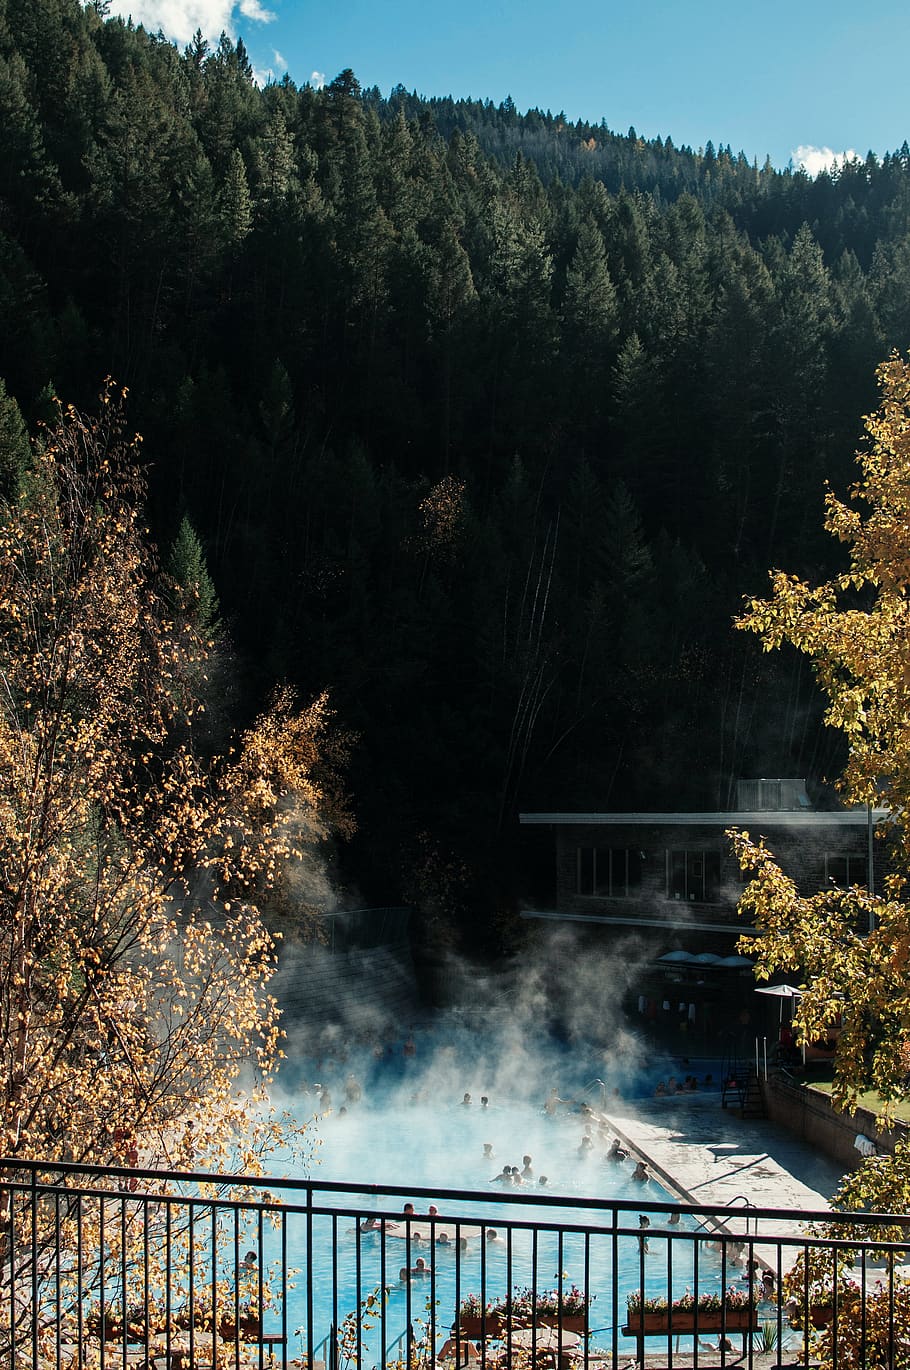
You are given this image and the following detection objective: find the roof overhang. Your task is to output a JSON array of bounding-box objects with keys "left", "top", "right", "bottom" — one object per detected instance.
[{"left": 519, "top": 810, "right": 889, "bottom": 827}]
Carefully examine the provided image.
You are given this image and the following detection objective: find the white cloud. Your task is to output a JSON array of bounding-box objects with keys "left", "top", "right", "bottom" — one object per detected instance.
[
  {"left": 793, "top": 144, "right": 860, "bottom": 177},
  {"left": 310, "top": 70, "right": 326, "bottom": 89},
  {"left": 272, "top": 49, "right": 287, "bottom": 70},
  {"left": 238, "top": 0, "right": 275, "bottom": 22},
  {"left": 107, "top": 1, "right": 275, "bottom": 45}
]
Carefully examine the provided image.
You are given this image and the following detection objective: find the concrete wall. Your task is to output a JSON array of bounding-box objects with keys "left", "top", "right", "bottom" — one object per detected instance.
[{"left": 762, "top": 1075, "right": 908, "bottom": 1171}]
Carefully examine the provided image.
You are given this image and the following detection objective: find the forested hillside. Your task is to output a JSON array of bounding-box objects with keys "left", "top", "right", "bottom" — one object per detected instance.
[{"left": 3, "top": 0, "right": 910, "bottom": 945}]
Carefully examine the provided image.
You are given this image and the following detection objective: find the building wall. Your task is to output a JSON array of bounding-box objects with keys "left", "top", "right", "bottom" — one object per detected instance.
[{"left": 554, "top": 820, "right": 883, "bottom": 922}]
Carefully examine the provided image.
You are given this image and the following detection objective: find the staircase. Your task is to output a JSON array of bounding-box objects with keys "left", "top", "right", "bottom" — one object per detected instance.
[{"left": 720, "top": 1055, "right": 766, "bottom": 1117}]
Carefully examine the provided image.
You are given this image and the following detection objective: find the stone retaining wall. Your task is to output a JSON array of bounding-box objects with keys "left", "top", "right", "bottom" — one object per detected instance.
[{"left": 762, "top": 1074, "right": 909, "bottom": 1170}]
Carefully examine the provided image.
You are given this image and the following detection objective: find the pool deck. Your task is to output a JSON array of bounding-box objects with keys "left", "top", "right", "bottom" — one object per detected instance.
[
  {"left": 572, "top": 1093, "right": 845, "bottom": 1367},
  {"left": 603, "top": 1090, "right": 842, "bottom": 1209},
  {"left": 596, "top": 1090, "right": 844, "bottom": 1274}
]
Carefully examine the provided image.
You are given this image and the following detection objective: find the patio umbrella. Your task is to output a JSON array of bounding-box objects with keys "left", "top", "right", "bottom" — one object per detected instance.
[{"left": 755, "top": 984, "right": 803, "bottom": 1021}]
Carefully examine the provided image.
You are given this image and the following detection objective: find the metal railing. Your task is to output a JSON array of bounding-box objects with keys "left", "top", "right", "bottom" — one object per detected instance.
[{"left": 2, "top": 1158, "right": 908, "bottom": 1369}]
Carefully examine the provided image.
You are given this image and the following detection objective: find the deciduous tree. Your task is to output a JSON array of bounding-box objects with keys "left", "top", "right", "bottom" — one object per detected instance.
[
  {"left": 733, "top": 352, "right": 910, "bottom": 1111},
  {"left": 0, "top": 383, "right": 351, "bottom": 1178}
]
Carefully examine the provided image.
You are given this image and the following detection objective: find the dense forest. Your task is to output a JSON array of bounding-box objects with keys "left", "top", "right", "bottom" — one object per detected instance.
[{"left": 3, "top": 0, "right": 910, "bottom": 948}]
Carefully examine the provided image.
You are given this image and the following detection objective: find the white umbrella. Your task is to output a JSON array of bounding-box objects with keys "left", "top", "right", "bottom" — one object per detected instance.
[{"left": 755, "top": 983, "right": 803, "bottom": 1022}]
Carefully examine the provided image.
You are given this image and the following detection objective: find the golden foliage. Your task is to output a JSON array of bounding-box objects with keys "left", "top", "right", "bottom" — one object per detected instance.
[
  {"left": 730, "top": 357, "right": 910, "bottom": 1114},
  {"left": 416, "top": 476, "right": 466, "bottom": 560},
  {"left": 0, "top": 384, "right": 351, "bottom": 1176}
]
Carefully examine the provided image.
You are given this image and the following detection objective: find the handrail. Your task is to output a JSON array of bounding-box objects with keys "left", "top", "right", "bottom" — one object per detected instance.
[
  {"left": 384, "top": 1325, "right": 411, "bottom": 1364},
  {"left": 310, "top": 1327, "right": 336, "bottom": 1369},
  {"left": 725, "top": 1194, "right": 757, "bottom": 1235},
  {"left": 583, "top": 1079, "right": 607, "bottom": 1106}
]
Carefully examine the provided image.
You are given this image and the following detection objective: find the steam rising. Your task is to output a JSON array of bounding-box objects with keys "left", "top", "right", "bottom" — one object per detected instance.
[{"left": 267, "top": 924, "right": 682, "bottom": 1188}]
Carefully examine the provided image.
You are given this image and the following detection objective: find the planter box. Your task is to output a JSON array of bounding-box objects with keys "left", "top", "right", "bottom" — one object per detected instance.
[
  {"left": 626, "top": 1309, "right": 758, "bottom": 1334},
  {"left": 218, "top": 1314, "right": 263, "bottom": 1341},
  {"left": 458, "top": 1316, "right": 506, "bottom": 1338},
  {"left": 87, "top": 1313, "right": 154, "bottom": 1343},
  {"left": 458, "top": 1315, "right": 587, "bottom": 1338}
]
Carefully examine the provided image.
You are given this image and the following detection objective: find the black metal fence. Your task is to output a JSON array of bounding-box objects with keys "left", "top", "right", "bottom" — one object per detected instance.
[{"left": 2, "top": 1158, "right": 908, "bottom": 1369}]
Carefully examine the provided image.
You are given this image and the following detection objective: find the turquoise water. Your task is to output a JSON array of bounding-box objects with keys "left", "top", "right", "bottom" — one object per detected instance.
[{"left": 249, "top": 1094, "right": 733, "bottom": 1363}]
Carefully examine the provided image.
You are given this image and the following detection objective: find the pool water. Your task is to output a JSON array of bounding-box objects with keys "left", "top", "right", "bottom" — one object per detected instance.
[{"left": 256, "top": 1093, "right": 732, "bottom": 1362}]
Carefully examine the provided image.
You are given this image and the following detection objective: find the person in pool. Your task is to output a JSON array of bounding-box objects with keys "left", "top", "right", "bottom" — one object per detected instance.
[
  {"left": 483, "top": 1143, "right": 495, "bottom": 1160},
  {"left": 538, "top": 1175, "right": 549, "bottom": 1188},
  {"left": 631, "top": 1160, "right": 651, "bottom": 1182},
  {"left": 521, "top": 1154, "right": 533, "bottom": 1179},
  {"left": 490, "top": 1165, "right": 512, "bottom": 1184},
  {"left": 606, "top": 1137, "right": 628, "bottom": 1161}
]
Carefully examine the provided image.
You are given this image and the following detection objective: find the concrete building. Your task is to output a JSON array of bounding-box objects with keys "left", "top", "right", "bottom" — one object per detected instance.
[{"left": 519, "top": 781, "right": 887, "bottom": 1048}]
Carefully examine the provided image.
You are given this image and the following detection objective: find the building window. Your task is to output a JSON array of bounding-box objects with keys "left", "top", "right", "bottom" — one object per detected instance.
[
  {"left": 667, "top": 849, "right": 721, "bottom": 902},
  {"left": 576, "top": 847, "right": 644, "bottom": 897},
  {"left": 826, "top": 853, "right": 868, "bottom": 888}
]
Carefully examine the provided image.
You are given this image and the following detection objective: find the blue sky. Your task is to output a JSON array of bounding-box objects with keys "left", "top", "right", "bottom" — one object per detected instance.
[{"left": 111, "top": 0, "right": 909, "bottom": 172}]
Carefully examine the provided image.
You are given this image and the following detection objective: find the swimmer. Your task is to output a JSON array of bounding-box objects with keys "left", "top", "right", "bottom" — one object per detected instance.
[
  {"left": 359, "top": 1216, "right": 382, "bottom": 1232},
  {"left": 544, "top": 1087, "right": 562, "bottom": 1115},
  {"left": 480, "top": 1095, "right": 489, "bottom": 1108},
  {"left": 491, "top": 1165, "right": 512, "bottom": 1185},
  {"left": 240, "top": 1250, "right": 257, "bottom": 1273},
  {"left": 399, "top": 1257, "right": 429, "bottom": 1282},
  {"left": 437, "top": 1232, "right": 450, "bottom": 1245},
  {"left": 510, "top": 1165, "right": 523, "bottom": 1185},
  {"left": 483, "top": 1143, "right": 495, "bottom": 1159},
  {"left": 761, "top": 1271, "right": 775, "bottom": 1299},
  {"left": 485, "top": 1228, "right": 505, "bottom": 1245},
  {"left": 637, "top": 1215, "right": 650, "bottom": 1254},
  {"left": 521, "top": 1154, "right": 533, "bottom": 1179},
  {"left": 461, "top": 1092, "right": 472, "bottom": 1106},
  {"left": 606, "top": 1137, "right": 628, "bottom": 1162},
  {"left": 578, "top": 1136, "right": 594, "bottom": 1157},
  {"left": 344, "top": 1074, "right": 362, "bottom": 1103},
  {"left": 631, "top": 1161, "right": 650, "bottom": 1183},
  {"left": 403, "top": 1202, "right": 416, "bottom": 1216},
  {"left": 538, "top": 1175, "right": 548, "bottom": 1188}
]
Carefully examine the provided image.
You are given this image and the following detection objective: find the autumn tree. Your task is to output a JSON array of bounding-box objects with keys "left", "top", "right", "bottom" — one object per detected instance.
[
  {"left": 0, "top": 384, "right": 352, "bottom": 1179},
  {"left": 730, "top": 352, "right": 910, "bottom": 1364},
  {"left": 732, "top": 353, "right": 910, "bottom": 1105}
]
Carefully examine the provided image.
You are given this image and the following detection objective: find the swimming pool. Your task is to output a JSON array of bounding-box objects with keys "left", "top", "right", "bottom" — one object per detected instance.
[{"left": 262, "top": 1090, "right": 735, "bottom": 1362}]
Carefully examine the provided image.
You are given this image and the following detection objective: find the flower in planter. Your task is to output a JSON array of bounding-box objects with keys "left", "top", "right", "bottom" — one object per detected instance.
[
  {"left": 494, "top": 1286, "right": 593, "bottom": 1319},
  {"left": 458, "top": 1294, "right": 495, "bottom": 1319},
  {"left": 626, "top": 1292, "right": 669, "bottom": 1315}
]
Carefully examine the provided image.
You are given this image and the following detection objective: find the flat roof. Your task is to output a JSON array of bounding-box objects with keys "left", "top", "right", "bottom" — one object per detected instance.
[
  {"left": 521, "top": 909, "right": 755, "bottom": 932},
  {"left": 519, "top": 810, "right": 889, "bottom": 827}
]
